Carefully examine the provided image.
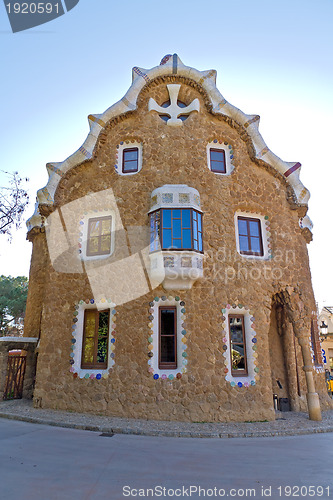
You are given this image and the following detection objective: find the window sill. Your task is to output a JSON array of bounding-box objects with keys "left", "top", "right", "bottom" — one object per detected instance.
[{"left": 149, "top": 251, "right": 204, "bottom": 290}]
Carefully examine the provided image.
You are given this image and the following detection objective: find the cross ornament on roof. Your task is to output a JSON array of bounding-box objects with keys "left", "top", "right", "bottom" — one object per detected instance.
[{"left": 148, "top": 84, "right": 200, "bottom": 127}]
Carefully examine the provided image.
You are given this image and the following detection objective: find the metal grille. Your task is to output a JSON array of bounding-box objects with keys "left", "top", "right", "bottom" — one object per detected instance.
[{"left": 3, "top": 355, "right": 26, "bottom": 400}]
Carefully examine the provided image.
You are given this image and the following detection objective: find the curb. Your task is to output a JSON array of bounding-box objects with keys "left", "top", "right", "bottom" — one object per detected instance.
[{"left": 1, "top": 410, "right": 333, "bottom": 439}]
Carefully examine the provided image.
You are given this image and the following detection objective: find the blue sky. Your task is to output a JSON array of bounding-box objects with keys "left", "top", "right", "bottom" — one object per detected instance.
[{"left": 0, "top": 0, "right": 332, "bottom": 306}]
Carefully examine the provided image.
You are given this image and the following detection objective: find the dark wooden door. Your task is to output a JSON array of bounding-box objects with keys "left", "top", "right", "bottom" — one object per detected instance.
[{"left": 3, "top": 355, "right": 26, "bottom": 400}]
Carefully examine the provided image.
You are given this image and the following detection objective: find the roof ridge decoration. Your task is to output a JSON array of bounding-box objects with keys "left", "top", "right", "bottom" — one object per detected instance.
[{"left": 27, "top": 53, "right": 312, "bottom": 234}]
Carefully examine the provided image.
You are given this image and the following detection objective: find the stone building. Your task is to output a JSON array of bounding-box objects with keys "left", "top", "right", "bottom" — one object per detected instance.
[
  {"left": 23, "top": 54, "right": 332, "bottom": 422},
  {"left": 318, "top": 307, "right": 333, "bottom": 375}
]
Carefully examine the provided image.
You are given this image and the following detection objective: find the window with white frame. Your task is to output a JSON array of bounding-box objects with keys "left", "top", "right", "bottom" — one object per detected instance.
[
  {"left": 234, "top": 213, "right": 269, "bottom": 259},
  {"left": 207, "top": 141, "right": 234, "bottom": 175},
  {"left": 116, "top": 141, "right": 143, "bottom": 175},
  {"left": 80, "top": 211, "right": 115, "bottom": 261}
]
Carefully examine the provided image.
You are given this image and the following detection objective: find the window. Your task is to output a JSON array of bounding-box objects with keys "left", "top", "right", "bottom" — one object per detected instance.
[
  {"left": 209, "top": 148, "right": 226, "bottom": 173},
  {"left": 150, "top": 209, "right": 203, "bottom": 252},
  {"left": 237, "top": 217, "right": 263, "bottom": 256},
  {"left": 87, "top": 216, "right": 112, "bottom": 257},
  {"left": 122, "top": 148, "right": 139, "bottom": 173},
  {"left": 229, "top": 315, "right": 247, "bottom": 376},
  {"left": 81, "top": 309, "right": 109, "bottom": 369},
  {"left": 160, "top": 100, "right": 188, "bottom": 122},
  {"left": 159, "top": 306, "right": 177, "bottom": 369}
]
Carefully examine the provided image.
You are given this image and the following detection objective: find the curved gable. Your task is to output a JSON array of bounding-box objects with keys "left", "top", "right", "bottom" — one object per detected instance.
[{"left": 27, "top": 54, "right": 312, "bottom": 236}]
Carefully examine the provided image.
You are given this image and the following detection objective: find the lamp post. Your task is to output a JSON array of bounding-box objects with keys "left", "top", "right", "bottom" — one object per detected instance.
[{"left": 320, "top": 321, "right": 328, "bottom": 342}]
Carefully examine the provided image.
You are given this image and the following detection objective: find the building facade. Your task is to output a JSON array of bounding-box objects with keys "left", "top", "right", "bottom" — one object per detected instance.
[{"left": 24, "top": 55, "right": 331, "bottom": 422}]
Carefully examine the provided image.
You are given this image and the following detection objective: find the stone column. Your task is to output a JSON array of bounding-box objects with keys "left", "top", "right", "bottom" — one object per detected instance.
[
  {"left": 282, "top": 320, "right": 301, "bottom": 411},
  {"left": 22, "top": 349, "right": 37, "bottom": 399},
  {"left": 294, "top": 326, "right": 322, "bottom": 421}
]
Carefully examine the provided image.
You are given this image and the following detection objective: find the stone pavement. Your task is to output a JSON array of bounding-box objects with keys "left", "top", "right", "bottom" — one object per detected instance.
[{"left": 1, "top": 399, "right": 333, "bottom": 438}]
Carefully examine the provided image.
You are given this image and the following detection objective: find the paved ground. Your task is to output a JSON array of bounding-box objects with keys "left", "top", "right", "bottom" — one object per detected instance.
[
  {"left": 0, "top": 417, "right": 332, "bottom": 500},
  {"left": 1, "top": 399, "right": 333, "bottom": 438}
]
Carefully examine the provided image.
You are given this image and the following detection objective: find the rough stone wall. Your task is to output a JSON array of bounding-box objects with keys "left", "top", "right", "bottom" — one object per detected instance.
[{"left": 26, "top": 77, "right": 331, "bottom": 421}]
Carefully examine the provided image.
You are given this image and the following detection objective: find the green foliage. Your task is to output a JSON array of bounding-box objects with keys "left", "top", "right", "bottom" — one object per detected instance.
[{"left": 0, "top": 275, "right": 28, "bottom": 336}]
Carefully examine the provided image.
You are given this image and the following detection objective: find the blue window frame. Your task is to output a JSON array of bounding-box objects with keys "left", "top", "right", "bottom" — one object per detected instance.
[{"left": 150, "top": 209, "right": 203, "bottom": 252}]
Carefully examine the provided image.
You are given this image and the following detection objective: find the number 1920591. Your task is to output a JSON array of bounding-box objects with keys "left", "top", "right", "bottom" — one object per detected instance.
[
  {"left": 6, "top": 3, "right": 60, "bottom": 14},
  {"left": 277, "top": 485, "right": 329, "bottom": 496}
]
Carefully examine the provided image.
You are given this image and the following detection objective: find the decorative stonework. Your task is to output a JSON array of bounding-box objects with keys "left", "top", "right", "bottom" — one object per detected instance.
[
  {"left": 148, "top": 84, "right": 200, "bottom": 127},
  {"left": 70, "top": 299, "right": 116, "bottom": 380},
  {"left": 147, "top": 296, "right": 187, "bottom": 380},
  {"left": 221, "top": 304, "right": 258, "bottom": 388}
]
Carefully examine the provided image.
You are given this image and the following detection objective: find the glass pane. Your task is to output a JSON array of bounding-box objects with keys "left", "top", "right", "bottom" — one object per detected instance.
[
  {"left": 85, "top": 311, "right": 95, "bottom": 338},
  {"left": 210, "top": 150, "right": 225, "bottom": 161},
  {"left": 197, "top": 213, "right": 202, "bottom": 232},
  {"left": 182, "top": 209, "right": 191, "bottom": 228},
  {"left": 101, "top": 219, "right": 111, "bottom": 235},
  {"left": 211, "top": 160, "right": 225, "bottom": 172},
  {"left": 250, "top": 237, "right": 261, "bottom": 253},
  {"left": 172, "top": 239, "right": 182, "bottom": 249},
  {"left": 124, "top": 149, "right": 138, "bottom": 161},
  {"left": 160, "top": 336, "right": 176, "bottom": 363},
  {"left": 249, "top": 220, "right": 260, "bottom": 237},
  {"left": 160, "top": 309, "right": 175, "bottom": 334},
  {"left": 89, "top": 221, "right": 100, "bottom": 237},
  {"left": 193, "top": 218, "right": 198, "bottom": 234},
  {"left": 173, "top": 219, "right": 181, "bottom": 238},
  {"left": 150, "top": 212, "right": 156, "bottom": 229},
  {"left": 238, "top": 219, "right": 248, "bottom": 236},
  {"left": 97, "top": 337, "right": 107, "bottom": 363},
  {"left": 183, "top": 229, "right": 192, "bottom": 248},
  {"left": 231, "top": 344, "right": 246, "bottom": 370},
  {"left": 101, "top": 235, "right": 111, "bottom": 253},
  {"left": 88, "top": 237, "right": 99, "bottom": 254},
  {"left": 123, "top": 160, "right": 138, "bottom": 172},
  {"left": 83, "top": 338, "right": 94, "bottom": 364},
  {"left": 98, "top": 311, "right": 109, "bottom": 337},
  {"left": 162, "top": 229, "right": 172, "bottom": 249},
  {"left": 198, "top": 232, "right": 203, "bottom": 252},
  {"left": 162, "top": 209, "right": 171, "bottom": 228},
  {"left": 172, "top": 209, "right": 181, "bottom": 219},
  {"left": 239, "top": 235, "right": 249, "bottom": 252},
  {"left": 230, "top": 321, "right": 244, "bottom": 343},
  {"left": 193, "top": 239, "right": 198, "bottom": 250}
]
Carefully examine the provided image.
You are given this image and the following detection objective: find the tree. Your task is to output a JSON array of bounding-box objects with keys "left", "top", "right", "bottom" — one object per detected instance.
[
  {"left": 0, "top": 170, "right": 29, "bottom": 237},
  {"left": 0, "top": 276, "right": 28, "bottom": 336}
]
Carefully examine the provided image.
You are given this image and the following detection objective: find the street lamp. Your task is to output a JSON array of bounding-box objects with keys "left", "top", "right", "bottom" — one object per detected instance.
[{"left": 320, "top": 320, "right": 328, "bottom": 342}]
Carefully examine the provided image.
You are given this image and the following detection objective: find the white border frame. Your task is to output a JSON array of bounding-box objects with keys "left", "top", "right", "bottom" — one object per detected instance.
[
  {"left": 234, "top": 211, "right": 269, "bottom": 260},
  {"left": 116, "top": 141, "right": 143, "bottom": 176},
  {"left": 206, "top": 142, "right": 234, "bottom": 175},
  {"left": 79, "top": 210, "right": 115, "bottom": 261}
]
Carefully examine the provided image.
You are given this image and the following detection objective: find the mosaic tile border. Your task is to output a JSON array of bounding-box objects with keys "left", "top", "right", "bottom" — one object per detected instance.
[
  {"left": 147, "top": 295, "right": 187, "bottom": 380},
  {"left": 221, "top": 303, "right": 258, "bottom": 388},
  {"left": 78, "top": 209, "right": 114, "bottom": 259},
  {"left": 207, "top": 138, "right": 234, "bottom": 174},
  {"left": 114, "top": 138, "right": 142, "bottom": 174},
  {"left": 70, "top": 299, "right": 116, "bottom": 380}
]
